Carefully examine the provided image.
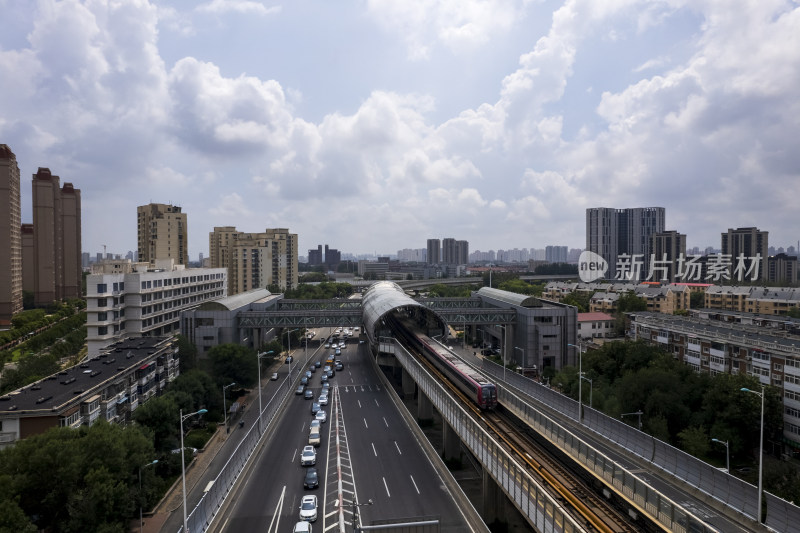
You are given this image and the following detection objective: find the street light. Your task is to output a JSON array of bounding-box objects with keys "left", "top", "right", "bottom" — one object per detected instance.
[
  {"left": 581, "top": 375, "right": 593, "bottom": 408},
  {"left": 568, "top": 342, "right": 583, "bottom": 423},
  {"left": 284, "top": 328, "right": 299, "bottom": 374},
  {"left": 256, "top": 350, "right": 274, "bottom": 434},
  {"left": 138, "top": 459, "right": 158, "bottom": 533},
  {"left": 514, "top": 346, "right": 525, "bottom": 371},
  {"left": 711, "top": 438, "right": 730, "bottom": 474},
  {"left": 621, "top": 410, "right": 643, "bottom": 431},
  {"left": 222, "top": 382, "right": 236, "bottom": 434},
  {"left": 741, "top": 386, "right": 765, "bottom": 523},
  {"left": 352, "top": 498, "right": 374, "bottom": 531},
  {"left": 180, "top": 408, "right": 207, "bottom": 533}
]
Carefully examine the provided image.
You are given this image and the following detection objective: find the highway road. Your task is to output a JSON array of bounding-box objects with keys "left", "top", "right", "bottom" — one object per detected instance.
[{"left": 214, "top": 329, "right": 471, "bottom": 532}]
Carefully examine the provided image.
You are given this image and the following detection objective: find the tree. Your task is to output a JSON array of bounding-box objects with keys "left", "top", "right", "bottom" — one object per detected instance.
[
  {"left": 561, "top": 291, "right": 594, "bottom": 312},
  {"left": 617, "top": 291, "right": 647, "bottom": 313},
  {"left": 175, "top": 335, "right": 197, "bottom": 372},
  {"left": 133, "top": 395, "right": 181, "bottom": 451},
  {"left": 208, "top": 344, "right": 258, "bottom": 388},
  {"left": 690, "top": 291, "right": 705, "bottom": 309},
  {"left": 678, "top": 426, "right": 711, "bottom": 457}
]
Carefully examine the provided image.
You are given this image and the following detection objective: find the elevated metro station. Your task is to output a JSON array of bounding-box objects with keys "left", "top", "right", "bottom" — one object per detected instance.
[{"left": 181, "top": 281, "right": 578, "bottom": 374}]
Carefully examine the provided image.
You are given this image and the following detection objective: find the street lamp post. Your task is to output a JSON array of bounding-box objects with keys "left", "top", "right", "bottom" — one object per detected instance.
[
  {"left": 711, "top": 438, "right": 730, "bottom": 474},
  {"left": 621, "top": 410, "right": 643, "bottom": 431},
  {"left": 138, "top": 459, "right": 158, "bottom": 533},
  {"left": 741, "top": 386, "right": 765, "bottom": 523},
  {"left": 581, "top": 375, "right": 593, "bottom": 408},
  {"left": 222, "top": 382, "right": 236, "bottom": 434},
  {"left": 180, "top": 408, "right": 207, "bottom": 533},
  {"left": 352, "top": 498, "right": 374, "bottom": 531},
  {"left": 568, "top": 343, "right": 583, "bottom": 423},
  {"left": 514, "top": 346, "right": 524, "bottom": 378},
  {"left": 256, "top": 350, "right": 274, "bottom": 434},
  {"left": 284, "top": 328, "right": 299, "bottom": 375}
]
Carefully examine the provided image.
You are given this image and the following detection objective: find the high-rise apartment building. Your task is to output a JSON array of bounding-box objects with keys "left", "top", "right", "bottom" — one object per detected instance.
[
  {"left": 32, "top": 168, "right": 82, "bottom": 306},
  {"left": 651, "top": 230, "right": 687, "bottom": 283},
  {"left": 440, "top": 238, "right": 469, "bottom": 265},
  {"left": 308, "top": 245, "right": 323, "bottom": 266},
  {"left": 0, "top": 145, "right": 22, "bottom": 324},
  {"left": 721, "top": 227, "right": 768, "bottom": 281},
  {"left": 137, "top": 203, "right": 187, "bottom": 266},
  {"left": 324, "top": 245, "right": 341, "bottom": 269},
  {"left": 426, "top": 239, "right": 440, "bottom": 265},
  {"left": 209, "top": 227, "right": 298, "bottom": 295},
  {"left": 586, "top": 207, "right": 665, "bottom": 280}
]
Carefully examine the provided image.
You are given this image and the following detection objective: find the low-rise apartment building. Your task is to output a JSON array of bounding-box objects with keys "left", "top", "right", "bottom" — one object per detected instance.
[
  {"left": 0, "top": 337, "right": 178, "bottom": 448},
  {"left": 86, "top": 259, "right": 226, "bottom": 356},
  {"left": 628, "top": 312, "right": 800, "bottom": 452},
  {"left": 577, "top": 312, "right": 614, "bottom": 340}
]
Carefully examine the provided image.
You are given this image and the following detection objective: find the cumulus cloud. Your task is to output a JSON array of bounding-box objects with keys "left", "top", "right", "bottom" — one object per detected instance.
[{"left": 196, "top": 0, "right": 281, "bottom": 16}]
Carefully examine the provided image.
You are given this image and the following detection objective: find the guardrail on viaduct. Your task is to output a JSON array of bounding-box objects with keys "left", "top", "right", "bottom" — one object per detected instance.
[{"left": 382, "top": 338, "right": 587, "bottom": 533}]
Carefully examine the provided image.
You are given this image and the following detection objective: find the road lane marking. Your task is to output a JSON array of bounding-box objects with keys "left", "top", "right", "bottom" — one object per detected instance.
[
  {"left": 374, "top": 398, "right": 379, "bottom": 407},
  {"left": 292, "top": 448, "right": 298, "bottom": 463},
  {"left": 358, "top": 400, "right": 361, "bottom": 408},
  {"left": 383, "top": 476, "right": 391, "bottom": 497},
  {"left": 263, "top": 485, "right": 285, "bottom": 533},
  {"left": 383, "top": 417, "right": 388, "bottom": 428},
  {"left": 363, "top": 418, "right": 368, "bottom": 429},
  {"left": 394, "top": 441, "right": 401, "bottom": 455},
  {"left": 372, "top": 442, "right": 377, "bottom": 457},
  {"left": 410, "top": 475, "right": 420, "bottom": 495}
]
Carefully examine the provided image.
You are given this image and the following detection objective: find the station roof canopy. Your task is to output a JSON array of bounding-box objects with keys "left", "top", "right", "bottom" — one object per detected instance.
[
  {"left": 197, "top": 288, "right": 273, "bottom": 311},
  {"left": 362, "top": 281, "right": 445, "bottom": 342},
  {"left": 476, "top": 287, "right": 541, "bottom": 308}
]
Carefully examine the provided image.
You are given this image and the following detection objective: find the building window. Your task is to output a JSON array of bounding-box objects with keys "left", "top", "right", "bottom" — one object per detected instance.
[
  {"left": 97, "top": 283, "right": 107, "bottom": 293},
  {"left": 98, "top": 312, "right": 107, "bottom": 321},
  {"left": 98, "top": 326, "right": 108, "bottom": 335},
  {"left": 97, "top": 298, "right": 107, "bottom": 308}
]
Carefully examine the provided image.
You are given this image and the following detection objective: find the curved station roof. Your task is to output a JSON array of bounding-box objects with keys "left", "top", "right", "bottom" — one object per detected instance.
[{"left": 362, "top": 281, "right": 446, "bottom": 342}]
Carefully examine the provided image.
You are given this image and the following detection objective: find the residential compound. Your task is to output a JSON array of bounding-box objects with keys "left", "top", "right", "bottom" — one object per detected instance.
[
  {"left": 0, "top": 337, "right": 179, "bottom": 449},
  {"left": 0, "top": 145, "right": 22, "bottom": 324},
  {"left": 209, "top": 227, "right": 298, "bottom": 295},
  {"left": 544, "top": 281, "right": 693, "bottom": 315},
  {"left": 137, "top": 203, "right": 188, "bottom": 266},
  {"left": 0, "top": 146, "right": 82, "bottom": 322},
  {"left": 629, "top": 311, "right": 800, "bottom": 453},
  {"left": 86, "top": 259, "right": 226, "bottom": 356}
]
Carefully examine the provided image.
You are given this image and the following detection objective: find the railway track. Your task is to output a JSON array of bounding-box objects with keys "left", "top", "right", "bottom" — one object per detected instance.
[{"left": 392, "top": 323, "right": 656, "bottom": 532}]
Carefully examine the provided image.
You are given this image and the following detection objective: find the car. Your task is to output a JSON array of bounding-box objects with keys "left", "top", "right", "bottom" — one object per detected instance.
[
  {"left": 300, "top": 445, "right": 316, "bottom": 466},
  {"left": 304, "top": 389, "right": 314, "bottom": 400},
  {"left": 353, "top": 327, "right": 359, "bottom": 332},
  {"left": 299, "top": 494, "right": 318, "bottom": 522},
  {"left": 270, "top": 372, "right": 278, "bottom": 380},
  {"left": 321, "top": 382, "right": 330, "bottom": 391},
  {"left": 323, "top": 365, "right": 330, "bottom": 372},
  {"left": 315, "top": 361, "right": 321, "bottom": 368},
  {"left": 326, "top": 370, "right": 334, "bottom": 379},
  {"left": 305, "top": 370, "right": 312, "bottom": 379},
  {"left": 295, "top": 385, "right": 305, "bottom": 395},
  {"left": 359, "top": 340, "right": 365, "bottom": 344},
  {"left": 171, "top": 447, "right": 198, "bottom": 457},
  {"left": 324, "top": 343, "right": 331, "bottom": 349},
  {"left": 310, "top": 419, "right": 321, "bottom": 430},
  {"left": 334, "top": 348, "right": 341, "bottom": 356},
  {"left": 335, "top": 362, "right": 343, "bottom": 371},
  {"left": 318, "top": 394, "right": 328, "bottom": 405},
  {"left": 320, "top": 374, "right": 328, "bottom": 383},
  {"left": 303, "top": 467, "right": 319, "bottom": 489},
  {"left": 293, "top": 521, "right": 312, "bottom": 533},
  {"left": 300, "top": 376, "right": 309, "bottom": 386},
  {"left": 311, "top": 402, "right": 320, "bottom": 415},
  {"left": 315, "top": 410, "right": 327, "bottom": 424},
  {"left": 339, "top": 342, "right": 345, "bottom": 349},
  {"left": 286, "top": 356, "right": 293, "bottom": 363},
  {"left": 309, "top": 365, "right": 315, "bottom": 373}
]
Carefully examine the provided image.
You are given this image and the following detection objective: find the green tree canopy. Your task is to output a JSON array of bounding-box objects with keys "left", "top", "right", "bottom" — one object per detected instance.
[{"left": 208, "top": 344, "right": 258, "bottom": 388}]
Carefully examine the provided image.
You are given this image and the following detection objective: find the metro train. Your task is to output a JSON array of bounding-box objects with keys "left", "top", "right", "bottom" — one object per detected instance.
[{"left": 389, "top": 315, "right": 498, "bottom": 410}]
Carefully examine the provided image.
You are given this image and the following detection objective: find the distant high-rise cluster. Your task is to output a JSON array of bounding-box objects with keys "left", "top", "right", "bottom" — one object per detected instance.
[
  {"left": 426, "top": 237, "right": 468, "bottom": 265},
  {"left": 0, "top": 144, "right": 82, "bottom": 324},
  {"left": 586, "top": 206, "right": 665, "bottom": 279},
  {"left": 210, "top": 226, "right": 298, "bottom": 294},
  {"left": 307, "top": 244, "right": 341, "bottom": 270}
]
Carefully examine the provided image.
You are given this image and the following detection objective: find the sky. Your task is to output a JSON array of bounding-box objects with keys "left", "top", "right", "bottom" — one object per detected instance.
[{"left": 1, "top": 0, "right": 799, "bottom": 259}]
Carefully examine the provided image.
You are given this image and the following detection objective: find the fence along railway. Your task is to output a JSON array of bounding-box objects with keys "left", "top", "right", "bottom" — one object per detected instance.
[{"left": 388, "top": 309, "right": 662, "bottom": 533}]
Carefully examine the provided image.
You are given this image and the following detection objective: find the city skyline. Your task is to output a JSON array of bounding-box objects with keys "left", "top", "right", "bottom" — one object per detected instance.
[{"left": 2, "top": 1, "right": 798, "bottom": 256}]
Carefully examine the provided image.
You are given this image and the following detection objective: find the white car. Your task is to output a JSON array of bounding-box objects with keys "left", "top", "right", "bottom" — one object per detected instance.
[
  {"left": 299, "top": 494, "right": 318, "bottom": 522},
  {"left": 339, "top": 342, "right": 345, "bottom": 349},
  {"left": 300, "top": 445, "right": 316, "bottom": 466},
  {"left": 310, "top": 419, "right": 321, "bottom": 430},
  {"left": 318, "top": 394, "right": 328, "bottom": 405},
  {"left": 324, "top": 343, "right": 331, "bottom": 349},
  {"left": 293, "top": 521, "right": 312, "bottom": 533},
  {"left": 315, "top": 410, "right": 327, "bottom": 424}
]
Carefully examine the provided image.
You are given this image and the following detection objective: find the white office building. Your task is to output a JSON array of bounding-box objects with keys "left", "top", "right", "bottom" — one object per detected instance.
[{"left": 86, "top": 259, "right": 226, "bottom": 356}]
